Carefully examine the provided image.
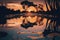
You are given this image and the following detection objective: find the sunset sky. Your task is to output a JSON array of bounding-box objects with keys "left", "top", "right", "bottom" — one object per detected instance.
[
  {"left": 0, "top": 0, "right": 45, "bottom": 4},
  {"left": 0, "top": 0, "right": 48, "bottom": 11}
]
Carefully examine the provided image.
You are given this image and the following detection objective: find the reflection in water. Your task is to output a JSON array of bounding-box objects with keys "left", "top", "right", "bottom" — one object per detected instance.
[
  {"left": 1, "top": 12, "right": 56, "bottom": 40},
  {"left": 6, "top": 15, "right": 51, "bottom": 32},
  {"left": 0, "top": 14, "right": 60, "bottom": 40}
]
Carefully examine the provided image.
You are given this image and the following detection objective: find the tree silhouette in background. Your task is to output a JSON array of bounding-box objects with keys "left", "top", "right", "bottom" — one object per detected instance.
[
  {"left": 43, "top": 0, "right": 60, "bottom": 36},
  {"left": 21, "top": 0, "right": 37, "bottom": 12},
  {"left": 0, "top": 6, "right": 21, "bottom": 24}
]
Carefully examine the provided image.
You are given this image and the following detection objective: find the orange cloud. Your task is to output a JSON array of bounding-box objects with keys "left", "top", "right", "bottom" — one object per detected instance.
[{"left": 6, "top": 3, "right": 24, "bottom": 12}]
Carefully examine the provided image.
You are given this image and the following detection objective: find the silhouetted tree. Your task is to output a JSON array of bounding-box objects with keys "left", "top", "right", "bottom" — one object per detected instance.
[
  {"left": 0, "top": 6, "right": 21, "bottom": 24},
  {"left": 0, "top": 6, "right": 8, "bottom": 24},
  {"left": 43, "top": 0, "right": 60, "bottom": 36},
  {"left": 21, "top": 0, "right": 37, "bottom": 12}
]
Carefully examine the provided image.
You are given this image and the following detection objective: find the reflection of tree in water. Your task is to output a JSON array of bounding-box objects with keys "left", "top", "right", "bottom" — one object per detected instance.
[{"left": 21, "top": 16, "right": 37, "bottom": 28}]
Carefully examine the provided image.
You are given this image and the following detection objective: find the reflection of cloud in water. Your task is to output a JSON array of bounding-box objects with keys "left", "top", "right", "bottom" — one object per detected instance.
[
  {"left": 27, "top": 35, "right": 44, "bottom": 40},
  {"left": 27, "top": 36, "right": 40, "bottom": 39}
]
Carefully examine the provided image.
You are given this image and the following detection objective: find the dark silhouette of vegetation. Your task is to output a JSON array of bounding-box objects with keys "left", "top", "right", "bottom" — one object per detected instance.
[
  {"left": 0, "top": 6, "right": 21, "bottom": 24},
  {"left": 43, "top": 0, "right": 60, "bottom": 36},
  {"left": 21, "top": 20, "right": 37, "bottom": 28},
  {"left": 21, "top": 0, "right": 37, "bottom": 11},
  {"left": 21, "top": 0, "right": 37, "bottom": 7},
  {"left": 0, "top": 6, "right": 8, "bottom": 24}
]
